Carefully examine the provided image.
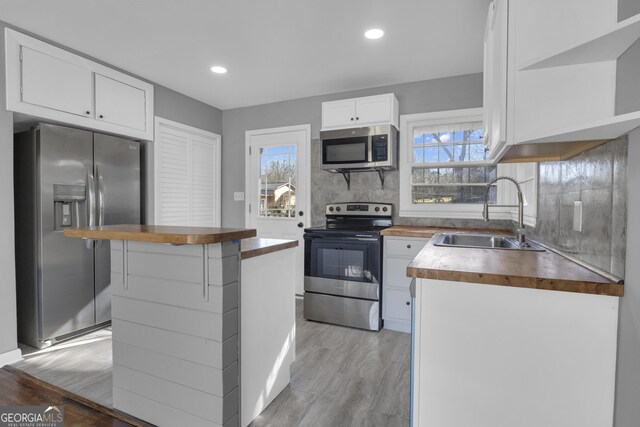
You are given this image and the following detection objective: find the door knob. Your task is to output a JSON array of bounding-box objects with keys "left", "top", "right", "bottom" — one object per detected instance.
[
  {"left": 298, "top": 211, "right": 304, "bottom": 217},
  {"left": 297, "top": 222, "right": 304, "bottom": 228}
]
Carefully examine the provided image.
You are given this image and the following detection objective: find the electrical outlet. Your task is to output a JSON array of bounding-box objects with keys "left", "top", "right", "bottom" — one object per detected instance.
[
  {"left": 234, "top": 192, "right": 245, "bottom": 201},
  {"left": 573, "top": 201, "right": 582, "bottom": 232}
]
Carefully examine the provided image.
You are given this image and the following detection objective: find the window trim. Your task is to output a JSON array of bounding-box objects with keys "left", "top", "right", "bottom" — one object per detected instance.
[{"left": 399, "top": 108, "right": 512, "bottom": 219}]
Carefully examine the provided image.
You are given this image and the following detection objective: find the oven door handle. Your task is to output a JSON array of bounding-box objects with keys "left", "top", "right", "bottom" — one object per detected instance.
[{"left": 305, "top": 235, "right": 379, "bottom": 242}]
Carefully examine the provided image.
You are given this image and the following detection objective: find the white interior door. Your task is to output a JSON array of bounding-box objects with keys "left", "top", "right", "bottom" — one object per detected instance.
[{"left": 246, "top": 125, "right": 310, "bottom": 295}]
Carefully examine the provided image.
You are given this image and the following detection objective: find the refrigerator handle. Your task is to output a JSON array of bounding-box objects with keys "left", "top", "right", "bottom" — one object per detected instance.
[
  {"left": 96, "top": 164, "right": 105, "bottom": 247},
  {"left": 86, "top": 167, "right": 97, "bottom": 249}
]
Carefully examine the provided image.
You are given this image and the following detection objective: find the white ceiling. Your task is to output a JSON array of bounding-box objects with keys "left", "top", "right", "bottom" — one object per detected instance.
[{"left": 0, "top": 0, "right": 491, "bottom": 110}]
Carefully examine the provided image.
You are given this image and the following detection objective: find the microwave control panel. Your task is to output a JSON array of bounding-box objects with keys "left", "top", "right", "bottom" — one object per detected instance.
[{"left": 371, "top": 135, "right": 389, "bottom": 161}]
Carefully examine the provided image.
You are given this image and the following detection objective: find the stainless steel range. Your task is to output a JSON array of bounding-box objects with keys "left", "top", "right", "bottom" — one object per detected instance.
[{"left": 303, "top": 202, "right": 393, "bottom": 331}]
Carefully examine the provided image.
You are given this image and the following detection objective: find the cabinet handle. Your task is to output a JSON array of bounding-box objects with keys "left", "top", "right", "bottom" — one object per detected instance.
[
  {"left": 85, "top": 111, "right": 91, "bottom": 115},
  {"left": 356, "top": 117, "right": 359, "bottom": 120},
  {"left": 407, "top": 244, "right": 411, "bottom": 249},
  {"left": 406, "top": 301, "right": 410, "bottom": 306},
  {"left": 99, "top": 114, "right": 104, "bottom": 119},
  {"left": 350, "top": 117, "right": 354, "bottom": 121}
]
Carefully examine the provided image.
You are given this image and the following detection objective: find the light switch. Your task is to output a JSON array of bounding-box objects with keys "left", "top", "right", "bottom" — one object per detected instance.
[
  {"left": 234, "top": 192, "right": 245, "bottom": 201},
  {"left": 573, "top": 201, "right": 582, "bottom": 232}
]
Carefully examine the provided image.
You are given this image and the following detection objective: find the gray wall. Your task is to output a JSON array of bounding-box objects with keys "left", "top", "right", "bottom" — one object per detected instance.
[
  {"left": 222, "top": 73, "right": 490, "bottom": 228},
  {"left": 619, "top": 0, "right": 640, "bottom": 21},
  {"left": 616, "top": 40, "right": 640, "bottom": 116},
  {"left": 0, "top": 23, "right": 18, "bottom": 359},
  {"left": 532, "top": 137, "right": 627, "bottom": 277},
  {"left": 614, "top": 128, "right": 640, "bottom": 426},
  {"left": 0, "top": 20, "right": 222, "bottom": 357},
  {"left": 613, "top": 5, "right": 640, "bottom": 424}
]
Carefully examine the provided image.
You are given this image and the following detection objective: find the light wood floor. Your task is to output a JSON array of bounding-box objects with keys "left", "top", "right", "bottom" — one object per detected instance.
[
  {"left": 249, "top": 299, "right": 411, "bottom": 426},
  {"left": 11, "top": 300, "right": 411, "bottom": 426},
  {"left": 14, "top": 327, "right": 113, "bottom": 407}
]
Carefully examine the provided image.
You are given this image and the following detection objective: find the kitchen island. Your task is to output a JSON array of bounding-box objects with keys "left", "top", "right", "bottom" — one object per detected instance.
[
  {"left": 407, "top": 232, "right": 623, "bottom": 427},
  {"left": 64, "top": 225, "right": 297, "bottom": 427}
]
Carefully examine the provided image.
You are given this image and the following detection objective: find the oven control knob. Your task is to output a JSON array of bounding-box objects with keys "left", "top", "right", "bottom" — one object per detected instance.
[
  {"left": 328, "top": 206, "right": 334, "bottom": 212},
  {"left": 382, "top": 207, "right": 388, "bottom": 212},
  {"left": 336, "top": 207, "right": 341, "bottom": 212},
  {"left": 375, "top": 207, "right": 380, "bottom": 212}
]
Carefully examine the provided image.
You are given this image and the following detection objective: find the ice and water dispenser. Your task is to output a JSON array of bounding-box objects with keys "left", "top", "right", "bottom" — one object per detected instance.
[{"left": 53, "top": 184, "right": 85, "bottom": 231}]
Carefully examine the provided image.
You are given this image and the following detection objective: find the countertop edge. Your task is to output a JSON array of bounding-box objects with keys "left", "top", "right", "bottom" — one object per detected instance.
[
  {"left": 381, "top": 225, "right": 512, "bottom": 238},
  {"left": 407, "top": 266, "right": 625, "bottom": 297},
  {"left": 64, "top": 227, "right": 257, "bottom": 245},
  {"left": 240, "top": 238, "right": 298, "bottom": 260}
]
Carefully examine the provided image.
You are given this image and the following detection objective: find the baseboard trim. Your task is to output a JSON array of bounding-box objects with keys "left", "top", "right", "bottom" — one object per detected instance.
[
  {"left": 383, "top": 319, "right": 411, "bottom": 334},
  {"left": 0, "top": 348, "right": 23, "bottom": 367}
]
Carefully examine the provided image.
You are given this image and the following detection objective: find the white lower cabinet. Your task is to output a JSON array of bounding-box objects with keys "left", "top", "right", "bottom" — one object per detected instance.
[
  {"left": 383, "top": 236, "right": 428, "bottom": 333},
  {"left": 412, "top": 278, "right": 619, "bottom": 427}
]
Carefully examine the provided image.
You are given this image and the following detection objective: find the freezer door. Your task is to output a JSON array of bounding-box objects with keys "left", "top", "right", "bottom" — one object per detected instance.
[
  {"left": 38, "top": 124, "right": 95, "bottom": 341},
  {"left": 94, "top": 133, "right": 141, "bottom": 323}
]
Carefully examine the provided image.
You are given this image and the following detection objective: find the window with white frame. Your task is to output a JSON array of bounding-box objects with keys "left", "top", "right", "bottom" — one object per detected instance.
[{"left": 399, "top": 108, "right": 510, "bottom": 219}]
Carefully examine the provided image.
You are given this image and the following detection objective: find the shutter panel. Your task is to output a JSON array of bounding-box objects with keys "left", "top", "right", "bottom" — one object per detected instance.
[
  {"left": 156, "top": 125, "right": 190, "bottom": 225},
  {"left": 154, "top": 119, "right": 220, "bottom": 227},
  {"left": 190, "top": 135, "right": 216, "bottom": 227}
]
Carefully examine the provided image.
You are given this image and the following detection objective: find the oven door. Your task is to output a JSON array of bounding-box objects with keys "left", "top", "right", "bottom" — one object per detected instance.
[{"left": 304, "top": 235, "right": 381, "bottom": 300}]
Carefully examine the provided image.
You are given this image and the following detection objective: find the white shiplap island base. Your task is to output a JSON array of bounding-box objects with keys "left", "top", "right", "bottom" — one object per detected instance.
[{"left": 64, "top": 226, "right": 298, "bottom": 427}]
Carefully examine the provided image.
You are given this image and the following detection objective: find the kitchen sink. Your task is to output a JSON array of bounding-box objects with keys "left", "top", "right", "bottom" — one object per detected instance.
[{"left": 433, "top": 233, "right": 545, "bottom": 251}]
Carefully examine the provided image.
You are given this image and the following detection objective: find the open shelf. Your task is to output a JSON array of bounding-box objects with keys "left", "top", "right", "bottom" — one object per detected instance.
[
  {"left": 516, "top": 110, "right": 640, "bottom": 145},
  {"left": 519, "top": 13, "right": 640, "bottom": 71}
]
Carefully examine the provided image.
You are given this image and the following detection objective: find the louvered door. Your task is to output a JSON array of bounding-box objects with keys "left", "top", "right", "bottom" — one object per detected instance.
[{"left": 154, "top": 118, "right": 221, "bottom": 227}]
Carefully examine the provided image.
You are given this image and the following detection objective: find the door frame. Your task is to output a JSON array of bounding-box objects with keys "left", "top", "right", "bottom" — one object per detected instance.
[{"left": 244, "top": 124, "right": 311, "bottom": 228}]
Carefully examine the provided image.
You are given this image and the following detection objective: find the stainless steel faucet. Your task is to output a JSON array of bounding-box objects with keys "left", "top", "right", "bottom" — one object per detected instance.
[{"left": 482, "top": 176, "right": 526, "bottom": 244}]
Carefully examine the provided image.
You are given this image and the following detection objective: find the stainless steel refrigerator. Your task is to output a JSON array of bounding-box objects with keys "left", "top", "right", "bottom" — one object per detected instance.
[{"left": 14, "top": 123, "right": 140, "bottom": 348}]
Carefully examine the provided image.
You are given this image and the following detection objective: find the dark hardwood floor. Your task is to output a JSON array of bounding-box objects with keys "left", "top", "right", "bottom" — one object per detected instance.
[{"left": 0, "top": 366, "right": 143, "bottom": 426}]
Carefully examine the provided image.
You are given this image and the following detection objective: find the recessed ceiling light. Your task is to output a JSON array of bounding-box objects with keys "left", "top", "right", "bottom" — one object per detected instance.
[
  {"left": 364, "top": 28, "right": 384, "bottom": 40},
  {"left": 210, "top": 66, "right": 227, "bottom": 74}
]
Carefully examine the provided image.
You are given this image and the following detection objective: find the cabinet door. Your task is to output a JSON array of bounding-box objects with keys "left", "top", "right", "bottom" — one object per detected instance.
[
  {"left": 95, "top": 74, "right": 147, "bottom": 131},
  {"left": 21, "top": 46, "right": 93, "bottom": 117},
  {"left": 355, "top": 94, "right": 393, "bottom": 126},
  {"left": 384, "top": 288, "right": 412, "bottom": 321},
  {"left": 385, "top": 257, "right": 414, "bottom": 290},
  {"left": 321, "top": 99, "right": 356, "bottom": 129},
  {"left": 485, "top": 0, "right": 508, "bottom": 156}
]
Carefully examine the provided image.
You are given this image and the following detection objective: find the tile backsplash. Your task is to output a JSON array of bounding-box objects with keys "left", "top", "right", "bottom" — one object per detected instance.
[{"left": 531, "top": 136, "right": 628, "bottom": 278}]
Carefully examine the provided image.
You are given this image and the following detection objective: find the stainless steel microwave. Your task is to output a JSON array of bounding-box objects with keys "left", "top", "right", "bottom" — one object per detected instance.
[{"left": 320, "top": 124, "right": 398, "bottom": 171}]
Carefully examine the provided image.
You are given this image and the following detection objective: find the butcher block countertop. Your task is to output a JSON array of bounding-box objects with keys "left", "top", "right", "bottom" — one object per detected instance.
[
  {"left": 380, "top": 225, "right": 511, "bottom": 239},
  {"left": 407, "top": 232, "right": 624, "bottom": 297},
  {"left": 64, "top": 225, "right": 256, "bottom": 245},
  {"left": 240, "top": 238, "right": 298, "bottom": 260}
]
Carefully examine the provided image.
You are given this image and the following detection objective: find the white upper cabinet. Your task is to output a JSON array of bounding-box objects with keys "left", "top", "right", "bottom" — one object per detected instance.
[
  {"left": 95, "top": 74, "right": 147, "bottom": 131},
  {"left": 21, "top": 46, "right": 93, "bottom": 118},
  {"left": 484, "top": 0, "right": 640, "bottom": 162},
  {"left": 321, "top": 93, "right": 399, "bottom": 130},
  {"left": 5, "top": 28, "right": 154, "bottom": 140}
]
